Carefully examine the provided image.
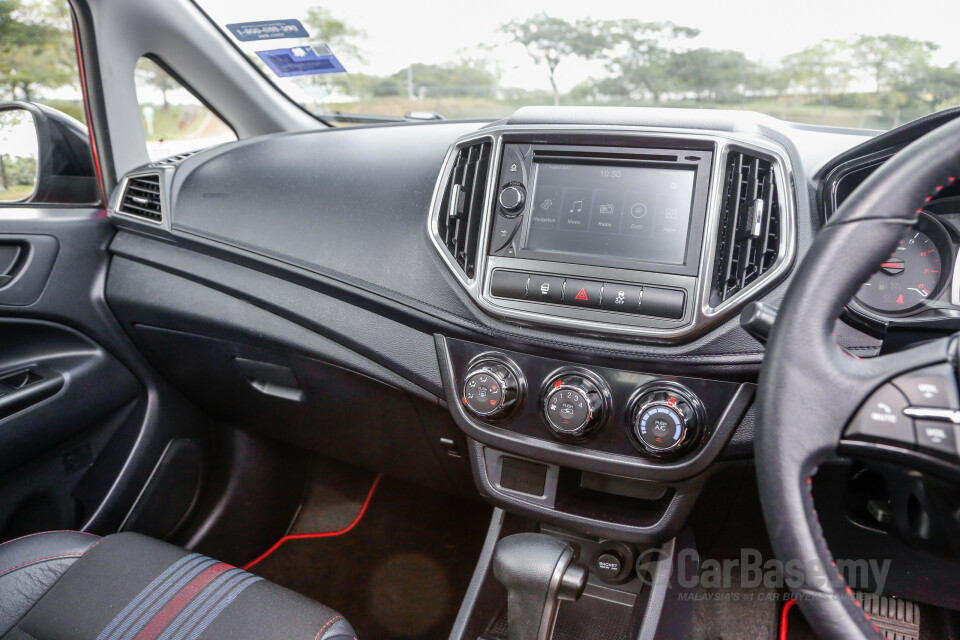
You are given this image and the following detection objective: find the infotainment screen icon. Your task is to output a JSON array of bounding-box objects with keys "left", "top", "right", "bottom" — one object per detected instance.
[{"left": 524, "top": 162, "right": 695, "bottom": 266}]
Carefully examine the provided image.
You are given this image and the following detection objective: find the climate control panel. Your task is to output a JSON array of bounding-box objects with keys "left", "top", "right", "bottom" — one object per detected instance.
[{"left": 445, "top": 338, "right": 747, "bottom": 466}]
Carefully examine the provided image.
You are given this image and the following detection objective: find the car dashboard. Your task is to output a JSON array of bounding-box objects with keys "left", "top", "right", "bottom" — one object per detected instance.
[{"left": 103, "top": 105, "right": 960, "bottom": 546}]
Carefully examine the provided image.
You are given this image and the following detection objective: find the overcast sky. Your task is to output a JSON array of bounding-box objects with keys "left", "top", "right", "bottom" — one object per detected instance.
[{"left": 199, "top": 0, "right": 960, "bottom": 93}]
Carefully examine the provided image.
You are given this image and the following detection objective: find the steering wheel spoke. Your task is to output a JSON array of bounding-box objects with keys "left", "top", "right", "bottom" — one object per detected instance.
[{"left": 839, "top": 336, "right": 960, "bottom": 479}]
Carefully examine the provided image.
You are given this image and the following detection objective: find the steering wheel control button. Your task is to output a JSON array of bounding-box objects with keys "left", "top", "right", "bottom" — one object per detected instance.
[
  {"left": 600, "top": 283, "right": 642, "bottom": 313},
  {"left": 639, "top": 287, "right": 685, "bottom": 319},
  {"left": 845, "top": 384, "right": 915, "bottom": 446},
  {"left": 629, "top": 385, "right": 705, "bottom": 457},
  {"left": 914, "top": 420, "right": 959, "bottom": 458},
  {"left": 541, "top": 369, "right": 611, "bottom": 441},
  {"left": 564, "top": 279, "right": 602, "bottom": 308},
  {"left": 892, "top": 365, "right": 960, "bottom": 410},
  {"left": 498, "top": 185, "right": 526, "bottom": 216},
  {"left": 462, "top": 357, "right": 524, "bottom": 423},
  {"left": 528, "top": 274, "right": 564, "bottom": 304},
  {"left": 490, "top": 270, "right": 529, "bottom": 300}
]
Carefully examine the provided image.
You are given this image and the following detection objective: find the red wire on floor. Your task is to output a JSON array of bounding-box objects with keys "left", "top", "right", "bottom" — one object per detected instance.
[
  {"left": 779, "top": 598, "right": 797, "bottom": 640},
  {"left": 243, "top": 473, "right": 384, "bottom": 571}
]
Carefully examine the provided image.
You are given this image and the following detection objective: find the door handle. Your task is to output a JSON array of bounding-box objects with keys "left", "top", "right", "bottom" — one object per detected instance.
[
  {"left": 0, "top": 234, "right": 59, "bottom": 305},
  {"left": 0, "top": 242, "right": 26, "bottom": 288}
]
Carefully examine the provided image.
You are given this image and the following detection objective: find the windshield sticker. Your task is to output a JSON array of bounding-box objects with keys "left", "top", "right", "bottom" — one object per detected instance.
[
  {"left": 255, "top": 45, "right": 346, "bottom": 77},
  {"left": 226, "top": 19, "right": 309, "bottom": 42}
]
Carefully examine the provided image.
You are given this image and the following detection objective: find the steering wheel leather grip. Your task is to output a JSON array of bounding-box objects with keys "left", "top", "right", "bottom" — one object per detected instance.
[{"left": 756, "top": 115, "right": 960, "bottom": 640}]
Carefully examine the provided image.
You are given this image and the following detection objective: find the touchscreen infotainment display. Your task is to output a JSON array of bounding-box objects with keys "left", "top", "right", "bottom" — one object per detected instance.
[{"left": 524, "top": 162, "right": 696, "bottom": 266}]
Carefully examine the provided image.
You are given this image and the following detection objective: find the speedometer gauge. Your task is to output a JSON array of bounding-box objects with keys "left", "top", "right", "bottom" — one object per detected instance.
[{"left": 854, "top": 222, "right": 945, "bottom": 314}]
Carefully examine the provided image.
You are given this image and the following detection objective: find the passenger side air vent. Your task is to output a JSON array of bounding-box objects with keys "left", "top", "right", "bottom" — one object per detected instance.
[
  {"left": 436, "top": 142, "right": 491, "bottom": 279},
  {"left": 118, "top": 173, "right": 163, "bottom": 223},
  {"left": 711, "top": 151, "right": 781, "bottom": 305}
]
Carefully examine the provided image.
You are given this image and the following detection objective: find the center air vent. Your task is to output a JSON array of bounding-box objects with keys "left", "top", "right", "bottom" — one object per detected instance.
[
  {"left": 711, "top": 151, "right": 782, "bottom": 305},
  {"left": 436, "top": 142, "right": 491, "bottom": 279},
  {"left": 118, "top": 173, "right": 163, "bottom": 223}
]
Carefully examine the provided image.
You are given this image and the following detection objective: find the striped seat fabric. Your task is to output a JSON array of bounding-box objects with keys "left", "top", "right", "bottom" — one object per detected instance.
[{"left": 0, "top": 532, "right": 355, "bottom": 640}]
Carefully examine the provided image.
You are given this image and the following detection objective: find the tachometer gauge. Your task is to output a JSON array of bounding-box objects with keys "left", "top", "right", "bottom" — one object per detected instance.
[{"left": 854, "top": 216, "right": 949, "bottom": 314}]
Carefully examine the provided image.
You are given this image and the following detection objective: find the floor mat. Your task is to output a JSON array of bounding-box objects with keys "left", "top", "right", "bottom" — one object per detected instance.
[
  {"left": 688, "top": 566, "right": 781, "bottom": 640},
  {"left": 248, "top": 461, "right": 492, "bottom": 640}
]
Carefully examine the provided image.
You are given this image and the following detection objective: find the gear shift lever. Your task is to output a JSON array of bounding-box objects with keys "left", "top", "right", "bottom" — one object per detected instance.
[{"left": 492, "top": 533, "right": 588, "bottom": 640}]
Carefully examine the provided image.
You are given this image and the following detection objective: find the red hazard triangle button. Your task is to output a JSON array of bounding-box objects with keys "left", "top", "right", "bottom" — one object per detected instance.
[{"left": 566, "top": 280, "right": 599, "bottom": 306}]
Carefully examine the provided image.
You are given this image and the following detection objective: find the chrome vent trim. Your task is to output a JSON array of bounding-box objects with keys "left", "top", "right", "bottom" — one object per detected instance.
[
  {"left": 427, "top": 125, "right": 796, "bottom": 340},
  {"left": 117, "top": 173, "right": 163, "bottom": 224},
  {"left": 435, "top": 141, "right": 491, "bottom": 279},
  {"left": 710, "top": 150, "right": 782, "bottom": 305}
]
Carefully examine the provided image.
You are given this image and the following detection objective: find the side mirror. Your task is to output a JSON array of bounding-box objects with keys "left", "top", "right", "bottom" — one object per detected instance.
[{"left": 0, "top": 102, "right": 99, "bottom": 205}]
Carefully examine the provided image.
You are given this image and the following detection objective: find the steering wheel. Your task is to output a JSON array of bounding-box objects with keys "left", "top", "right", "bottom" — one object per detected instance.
[{"left": 756, "top": 116, "right": 960, "bottom": 639}]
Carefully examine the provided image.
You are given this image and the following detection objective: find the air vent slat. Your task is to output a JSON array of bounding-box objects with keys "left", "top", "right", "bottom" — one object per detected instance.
[
  {"left": 711, "top": 151, "right": 782, "bottom": 305},
  {"left": 436, "top": 141, "right": 491, "bottom": 279},
  {"left": 118, "top": 173, "right": 163, "bottom": 223}
]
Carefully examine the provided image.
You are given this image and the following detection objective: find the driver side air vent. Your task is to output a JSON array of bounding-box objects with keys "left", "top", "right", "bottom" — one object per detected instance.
[
  {"left": 118, "top": 173, "right": 163, "bottom": 223},
  {"left": 711, "top": 151, "right": 781, "bottom": 305},
  {"left": 437, "top": 142, "right": 491, "bottom": 279}
]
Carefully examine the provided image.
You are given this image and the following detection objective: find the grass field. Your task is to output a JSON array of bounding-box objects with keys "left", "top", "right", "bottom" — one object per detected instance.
[{"left": 0, "top": 184, "right": 36, "bottom": 202}]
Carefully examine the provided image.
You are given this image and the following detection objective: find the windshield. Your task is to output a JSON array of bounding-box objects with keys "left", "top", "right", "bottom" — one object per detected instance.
[{"left": 199, "top": 0, "right": 960, "bottom": 130}]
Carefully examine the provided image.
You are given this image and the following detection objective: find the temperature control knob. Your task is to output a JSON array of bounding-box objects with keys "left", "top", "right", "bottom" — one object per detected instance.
[
  {"left": 629, "top": 385, "right": 705, "bottom": 457},
  {"left": 541, "top": 369, "right": 612, "bottom": 440},
  {"left": 462, "top": 358, "right": 523, "bottom": 422}
]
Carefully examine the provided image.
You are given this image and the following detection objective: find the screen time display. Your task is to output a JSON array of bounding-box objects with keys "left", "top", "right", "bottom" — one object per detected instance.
[{"left": 523, "top": 162, "right": 695, "bottom": 265}]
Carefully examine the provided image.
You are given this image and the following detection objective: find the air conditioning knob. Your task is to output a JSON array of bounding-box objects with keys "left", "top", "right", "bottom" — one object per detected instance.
[
  {"left": 461, "top": 357, "right": 523, "bottom": 422},
  {"left": 541, "top": 369, "right": 612, "bottom": 440},
  {"left": 629, "top": 384, "right": 705, "bottom": 457}
]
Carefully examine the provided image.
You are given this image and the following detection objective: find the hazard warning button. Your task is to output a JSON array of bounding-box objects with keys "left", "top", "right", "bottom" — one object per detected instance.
[{"left": 564, "top": 279, "right": 602, "bottom": 308}]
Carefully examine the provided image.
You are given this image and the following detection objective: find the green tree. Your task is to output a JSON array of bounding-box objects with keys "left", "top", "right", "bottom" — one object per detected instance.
[
  {"left": 0, "top": 0, "right": 75, "bottom": 100},
  {"left": 851, "top": 34, "right": 937, "bottom": 95},
  {"left": 668, "top": 48, "right": 758, "bottom": 103},
  {"left": 393, "top": 61, "right": 496, "bottom": 99},
  {"left": 898, "top": 63, "right": 960, "bottom": 112},
  {"left": 781, "top": 41, "right": 851, "bottom": 104},
  {"left": 136, "top": 59, "right": 178, "bottom": 109},
  {"left": 500, "top": 13, "right": 608, "bottom": 106},
  {"left": 304, "top": 6, "right": 365, "bottom": 62},
  {"left": 603, "top": 20, "right": 699, "bottom": 103}
]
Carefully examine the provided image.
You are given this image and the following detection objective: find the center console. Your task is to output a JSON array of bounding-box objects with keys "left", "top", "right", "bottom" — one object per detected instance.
[{"left": 429, "top": 126, "right": 795, "bottom": 340}]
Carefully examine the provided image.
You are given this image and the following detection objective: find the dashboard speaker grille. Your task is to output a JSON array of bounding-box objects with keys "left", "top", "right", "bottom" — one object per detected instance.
[
  {"left": 118, "top": 173, "right": 163, "bottom": 223},
  {"left": 438, "top": 142, "right": 491, "bottom": 279},
  {"left": 711, "top": 151, "right": 781, "bottom": 304}
]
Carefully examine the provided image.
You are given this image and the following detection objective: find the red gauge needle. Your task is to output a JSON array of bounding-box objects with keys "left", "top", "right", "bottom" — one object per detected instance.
[{"left": 880, "top": 259, "right": 905, "bottom": 275}]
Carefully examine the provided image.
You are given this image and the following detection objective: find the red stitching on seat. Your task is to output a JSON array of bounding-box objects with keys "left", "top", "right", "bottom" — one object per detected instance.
[
  {"left": 0, "top": 553, "right": 85, "bottom": 578},
  {"left": 0, "top": 530, "right": 100, "bottom": 550},
  {"left": 313, "top": 615, "right": 344, "bottom": 640}
]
